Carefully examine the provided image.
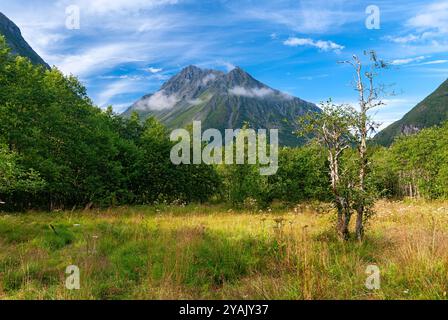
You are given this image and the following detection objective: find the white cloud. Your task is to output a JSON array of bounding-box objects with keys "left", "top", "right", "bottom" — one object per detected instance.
[
  {"left": 4, "top": 11, "right": 67, "bottom": 65},
  {"left": 135, "top": 90, "right": 179, "bottom": 111},
  {"left": 240, "top": 1, "right": 360, "bottom": 34},
  {"left": 383, "top": 2, "right": 448, "bottom": 55},
  {"left": 385, "top": 34, "right": 420, "bottom": 44},
  {"left": 187, "top": 98, "right": 203, "bottom": 105},
  {"left": 97, "top": 78, "right": 144, "bottom": 107},
  {"left": 391, "top": 56, "right": 426, "bottom": 65},
  {"left": 229, "top": 86, "right": 275, "bottom": 98},
  {"left": 390, "top": 57, "right": 448, "bottom": 66},
  {"left": 4, "top": 0, "right": 191, "bottom": 73},
  {"left": 384, "top": 2, "right": 448, "bottom": 49},
  {"left": 283, "top": 37, "right": 344, "bottom": 52},
  {"left": 299, "top": 74, "right": 329, "bottom": 81},
  {"left": 146, "top": 67, "right": 163, "bottom": 73},
  {"left": 221, "top": 61, "right": 236, "bottom": 72},
  {"left": 202, "top": 73, "right": 217, "bottom": 85},
  {"left": 188, "top": 96, "right": 213, "bottom": 105},
  {"left": 135, "top": 15, "right": 186, "bottom": 32},
  {"left": 421, "top": 59, "right": 448, "bottom": 65},
  {"left": 50, "top": 43, "right": 145, "bottom": 77},
  {"left": 407, "top": 2, "right": 448, "bottom": 34},
  {"left": 98, "top": 75, "right": 134, "bottom": 80},
  {"left": 57, "top": 0, "right": 180, "bottom": 15},
  {"left": 279, "top": 92, "right": 294, "bottom": 100}
]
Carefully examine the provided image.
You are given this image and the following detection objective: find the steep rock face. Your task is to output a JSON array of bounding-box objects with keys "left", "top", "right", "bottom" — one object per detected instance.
[
  {"left": 0, "top": 12, "right": 50, "bottom": 68},
  {"left": 124, "top": 66, "right": 320, "bottom": 146},
  {"left": 375, "top": 79, "right": 448, "bottom": 146}
]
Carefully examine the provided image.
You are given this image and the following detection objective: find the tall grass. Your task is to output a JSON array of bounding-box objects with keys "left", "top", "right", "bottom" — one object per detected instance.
[{"left": 0, "top": 200, "right": 447, "bottom": 299}]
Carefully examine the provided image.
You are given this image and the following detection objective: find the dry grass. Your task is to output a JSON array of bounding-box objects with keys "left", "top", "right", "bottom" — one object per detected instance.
[{"left": 0, "top": 199, "right": 447, "bottom": 300}]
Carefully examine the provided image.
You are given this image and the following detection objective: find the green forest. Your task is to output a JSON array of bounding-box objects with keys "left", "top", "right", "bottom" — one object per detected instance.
[{"left": 1, "top": 36, "right": 448, "bottom": 212}]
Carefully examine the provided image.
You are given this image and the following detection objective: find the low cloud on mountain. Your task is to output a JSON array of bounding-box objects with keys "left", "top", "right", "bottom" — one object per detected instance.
[
  {"left": 229, "top": 86, "right": 275, "bottom": 98},
  {"left": 135, "top": 90, "right": 179, "bottom": 111}
]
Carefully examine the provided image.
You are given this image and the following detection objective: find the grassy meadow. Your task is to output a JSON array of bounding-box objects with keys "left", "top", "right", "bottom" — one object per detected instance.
[{"left": 0, "top": 200, "right": 447, "bottom": 300}]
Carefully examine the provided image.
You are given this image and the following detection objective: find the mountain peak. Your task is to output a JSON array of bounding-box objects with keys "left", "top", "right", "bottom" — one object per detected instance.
[
  {"left": 185, "top": 64, "right": 200, "bottom": 69},
  {"left": 125, "top": 64, "right": 320, "bottom": 146},
  {"left": 229, "top": 66, "right": 243, "bottom": 72},
  {"left": 225, "top": 66, "right": 260, "bottom": 87},
  {"left": 180, "top": 65, "right": 202, "bottom": 73},
  {"left": 227, "top": 66, "right": 249, "bottom": 76},
  {"left": 176, "top": 65, "right": 206, "bottom": 79},
  {"left": 160, "top": 65, "right": 219, "bottom": 98}
]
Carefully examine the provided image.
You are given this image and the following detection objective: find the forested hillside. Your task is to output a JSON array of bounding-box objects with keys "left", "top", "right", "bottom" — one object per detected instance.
[
  {"left": 372, "top": 121, "right": 448, "bottom": 199},
  {"left": 375, "top": 79, "right": 448, "bottom": 146}
]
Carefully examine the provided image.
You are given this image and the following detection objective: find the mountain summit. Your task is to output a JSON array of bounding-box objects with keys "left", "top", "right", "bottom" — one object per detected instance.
[
  {"left": 124, "top": 66, "right": 320, "bottom": 146},
  {"left": 0, "top": 12, "right": 49, "bottom": 68}
]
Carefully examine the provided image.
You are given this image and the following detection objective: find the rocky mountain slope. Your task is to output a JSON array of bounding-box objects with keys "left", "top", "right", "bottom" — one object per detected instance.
[
  {"left": 124, "top": 66, "right": 320, "bottom": 146},
  {"left": 0, "top": 12, "right": 49, "bottom": 68},
  {"left": 375, "top": 79, "right": 448, "bottom": 146}
]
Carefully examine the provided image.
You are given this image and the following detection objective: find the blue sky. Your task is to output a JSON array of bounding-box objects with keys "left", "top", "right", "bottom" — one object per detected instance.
[{"left": 1, "top": 0, "right": 448, "bottom": 128}]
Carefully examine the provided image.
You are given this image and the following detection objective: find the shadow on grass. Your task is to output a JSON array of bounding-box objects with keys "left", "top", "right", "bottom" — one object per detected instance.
[
  {"left": 313, "top": 228, "right": 396, "bottom": 262},
  {"left": 67, "top": 225, "right": 283, "bottom": 299}
]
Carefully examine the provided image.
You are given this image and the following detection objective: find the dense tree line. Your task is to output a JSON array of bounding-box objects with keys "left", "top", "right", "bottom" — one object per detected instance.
[
  {"left": 0, "top": 37, "right": 219, "bottom": 210},
  {"left": 1, "top": 36, "right": 447, "bottom": 213},
  {"left": 371, "top": 122, "right": 448, "bottom": 200},
  {"left": 219, "top": 142, "right": 331, "bottom": 208}
]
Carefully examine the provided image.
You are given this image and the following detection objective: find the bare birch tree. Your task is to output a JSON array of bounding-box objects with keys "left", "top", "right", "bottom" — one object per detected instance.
[{"left": 340, "top": 50, "right": 388, "bottom": 240}]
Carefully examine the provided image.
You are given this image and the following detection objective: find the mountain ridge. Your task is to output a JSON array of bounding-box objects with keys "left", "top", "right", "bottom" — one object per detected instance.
[
  {"left": 375, "top": 79, "right": 448, "bottom": 146},
  {"left": 124, "top": 65, "right": 320, "bottom": 146},
  {"left": 0, "top": 12, "right": 50, "bottom": 68}
]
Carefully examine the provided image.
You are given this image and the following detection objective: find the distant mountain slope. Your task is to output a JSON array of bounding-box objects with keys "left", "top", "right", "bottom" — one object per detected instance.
[
  {"left": 374, "top": 79, "right": 448, "bottom": 146},
  {"left": 124, "top": 66, "right": 320, "bottom": 146},
  {"left": 0, "top": 12, "right": 50, "bottom": 68}
]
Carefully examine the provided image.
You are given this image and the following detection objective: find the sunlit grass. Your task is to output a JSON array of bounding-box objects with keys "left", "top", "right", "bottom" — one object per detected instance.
[{"left": 0, "top": 200, "right": 447, "bottom": 300}]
